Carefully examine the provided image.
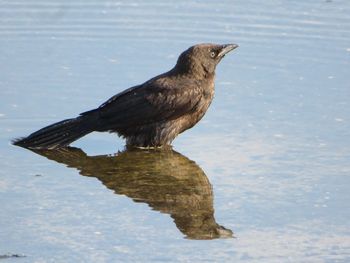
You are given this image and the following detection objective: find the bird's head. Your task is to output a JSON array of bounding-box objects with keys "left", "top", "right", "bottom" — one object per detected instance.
[{"left": 175, "top": 43, "right": 238, "bottom": 78}]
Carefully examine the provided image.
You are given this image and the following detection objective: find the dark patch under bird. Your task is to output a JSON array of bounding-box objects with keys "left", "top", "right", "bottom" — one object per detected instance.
[{"left": 13, "top": 43, "right": 238, "bottom": 149}]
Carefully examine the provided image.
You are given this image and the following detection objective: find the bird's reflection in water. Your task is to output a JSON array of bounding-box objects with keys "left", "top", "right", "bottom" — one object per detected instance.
[{"left": 32, "top": 147, "right": 233, "bottom": 240}]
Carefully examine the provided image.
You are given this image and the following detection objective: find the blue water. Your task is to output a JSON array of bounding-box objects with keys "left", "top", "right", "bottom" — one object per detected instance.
[{"left": 1, "top": 0, "right": 350, "bottom": 262}]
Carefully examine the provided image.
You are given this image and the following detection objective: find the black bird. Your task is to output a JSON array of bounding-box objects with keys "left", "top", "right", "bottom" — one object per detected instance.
[{"left": 13, "top": 43, "right": 238, "bottom": 149}]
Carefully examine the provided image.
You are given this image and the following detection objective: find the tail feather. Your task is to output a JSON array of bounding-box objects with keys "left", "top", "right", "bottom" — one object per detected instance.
[{"left": 13, "top": 116, "right": 95, "bottom": 149}]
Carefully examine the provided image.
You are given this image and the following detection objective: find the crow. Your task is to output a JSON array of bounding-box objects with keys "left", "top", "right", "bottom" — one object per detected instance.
[{"left": 13, "top": 43, "right": 238, "bottom": 149}]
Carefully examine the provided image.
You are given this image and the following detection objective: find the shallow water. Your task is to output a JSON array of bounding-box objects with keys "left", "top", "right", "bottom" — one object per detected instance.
[{"left": 1, "top": 0, "right": 350, "bottom": 262}]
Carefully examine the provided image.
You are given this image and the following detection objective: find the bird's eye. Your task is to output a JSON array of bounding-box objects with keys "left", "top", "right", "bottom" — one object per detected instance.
[{"left": 210, "top": 51, "right": 216, "bottom": 58}]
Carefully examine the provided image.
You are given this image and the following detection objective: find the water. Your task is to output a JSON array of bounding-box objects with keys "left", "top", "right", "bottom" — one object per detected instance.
[{"left": 1, "top": 0, "right": 350, "bottom": 262}]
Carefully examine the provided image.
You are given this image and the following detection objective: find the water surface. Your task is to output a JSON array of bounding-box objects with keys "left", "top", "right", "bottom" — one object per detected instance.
[{"left": 1, "top": 0, "right": 350, "bottom": 262}]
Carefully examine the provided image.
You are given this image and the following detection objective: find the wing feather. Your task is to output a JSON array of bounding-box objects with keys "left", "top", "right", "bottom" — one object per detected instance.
[{"left": 81, "top": 77, "right": 202, "bottom": 130}]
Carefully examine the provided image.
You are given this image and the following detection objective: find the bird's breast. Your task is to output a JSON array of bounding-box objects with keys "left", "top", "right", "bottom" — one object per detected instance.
[{"left": 177, "top": 82, "right": 214, "bottom": 134}]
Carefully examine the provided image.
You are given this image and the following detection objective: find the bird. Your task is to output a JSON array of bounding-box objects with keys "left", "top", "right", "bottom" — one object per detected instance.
[{"left": 13, "top": 43, "right": 238, "bottom": 149}]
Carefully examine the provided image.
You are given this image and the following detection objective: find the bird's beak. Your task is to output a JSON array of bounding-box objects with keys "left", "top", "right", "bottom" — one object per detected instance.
[{"left": 218, "top": 44, "right": 239, "bottom": 57}]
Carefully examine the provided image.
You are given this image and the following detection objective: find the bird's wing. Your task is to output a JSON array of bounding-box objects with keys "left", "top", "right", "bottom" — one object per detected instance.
[{"left": 81, "top": 78, "right": 202, "bottom": 128}]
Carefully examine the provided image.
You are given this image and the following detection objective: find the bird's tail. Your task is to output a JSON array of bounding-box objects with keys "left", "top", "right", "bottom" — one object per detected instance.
[{"left": 12, "top": 116, "right": 95, "bottom": 149}]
